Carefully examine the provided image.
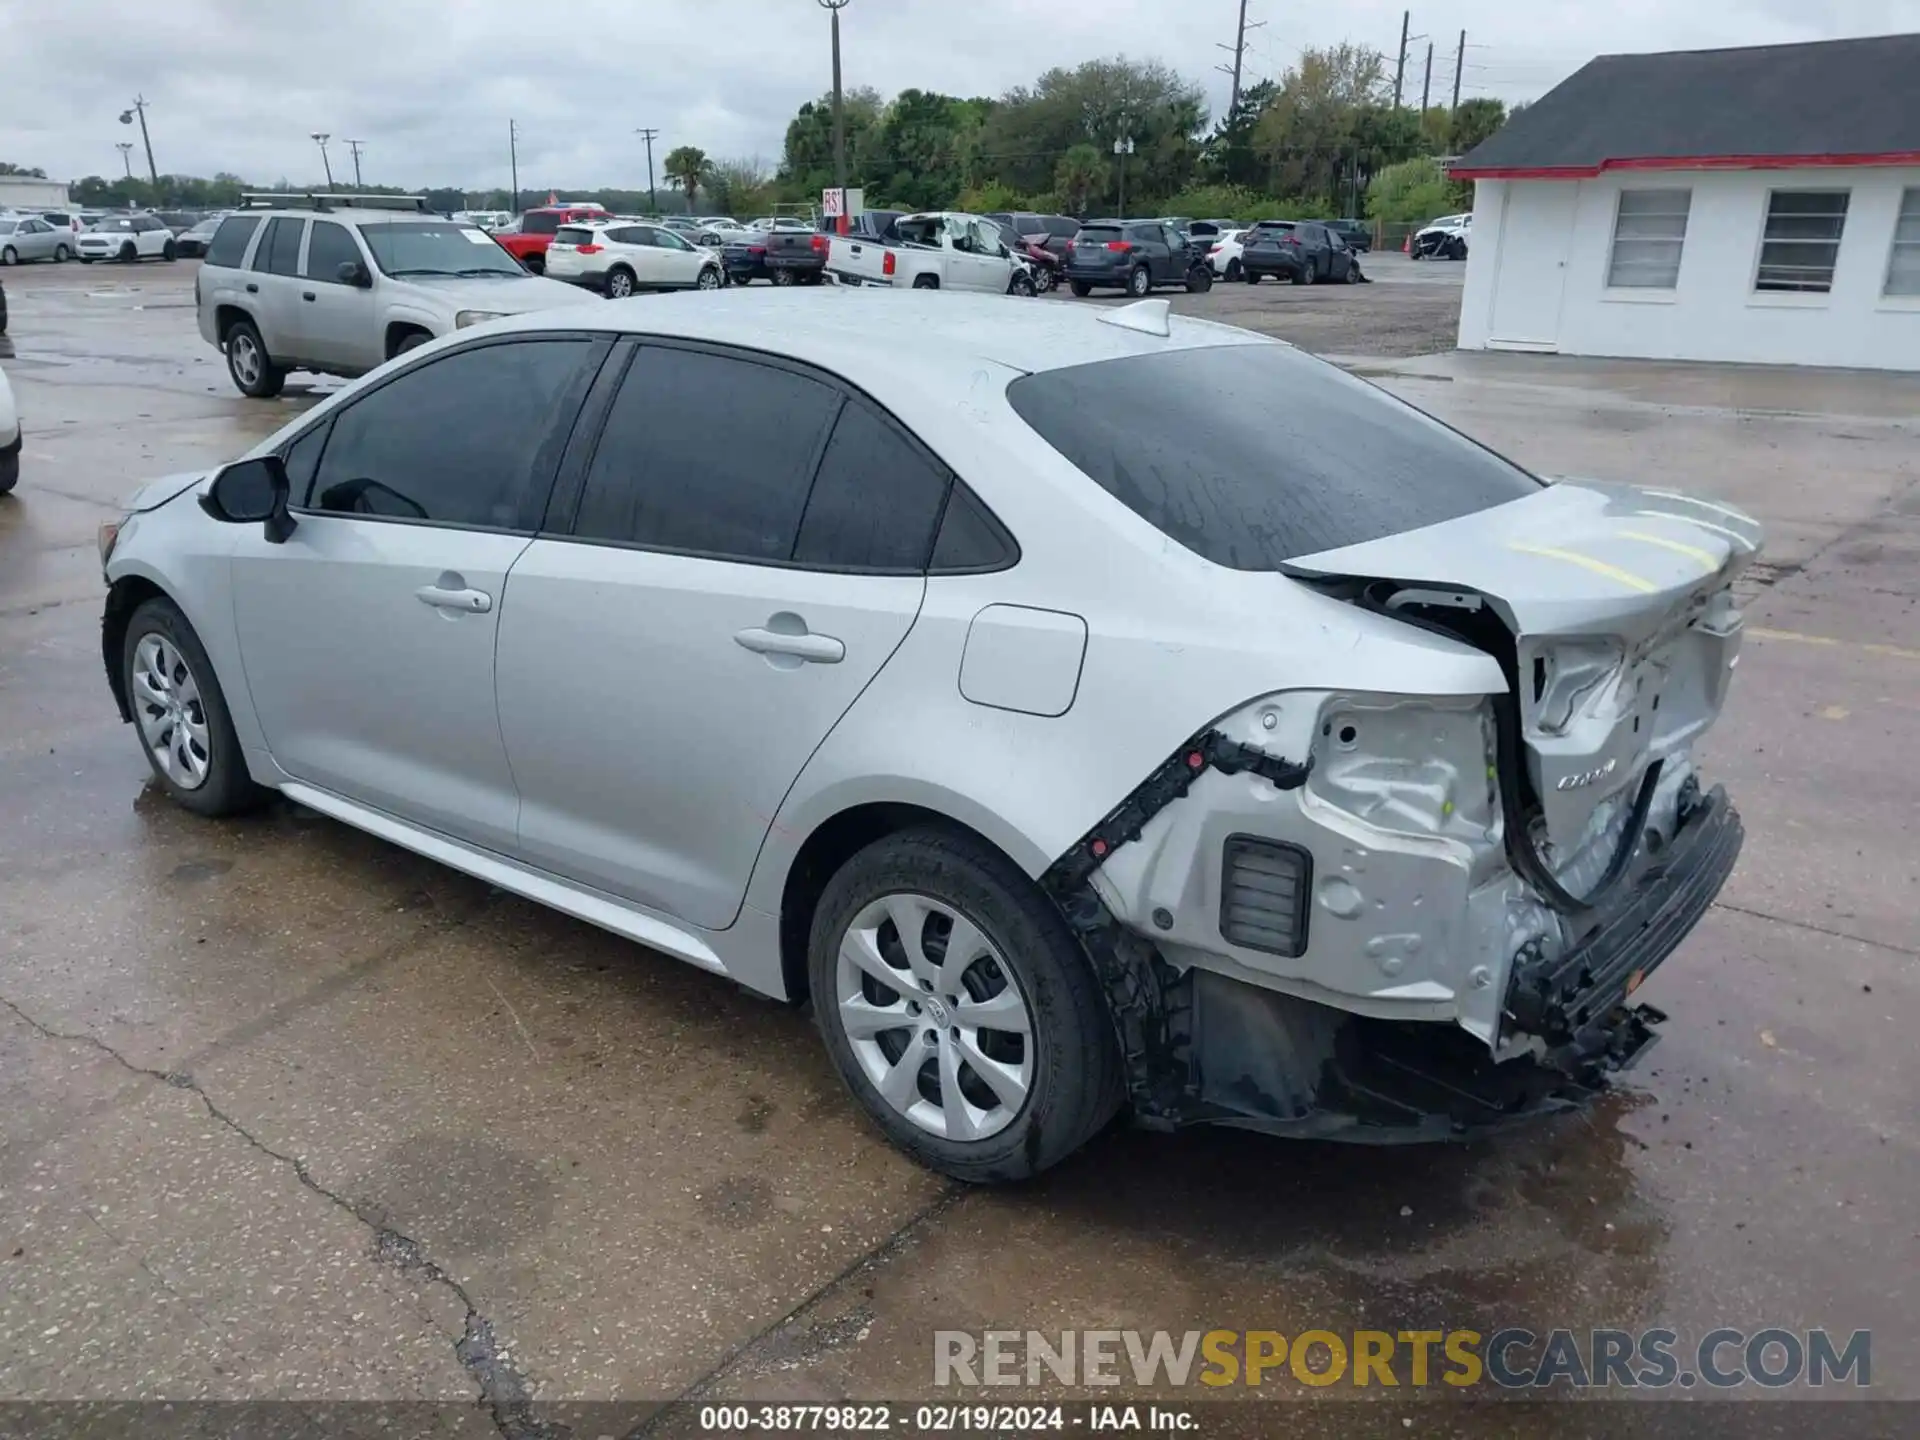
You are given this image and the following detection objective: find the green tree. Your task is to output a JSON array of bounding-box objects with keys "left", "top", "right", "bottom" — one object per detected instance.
[
  {"left": 863, "top": 90, "right": 970, "bottom": 210},
  {"left": 1364, "top": 156, "right": 1463, "bottom": 224},
  {"left": 1448, "top": 98, "right": 1508, "bottom": 155},
  {"left": 706, "top": 157, "right": 775, "bottom": 217},
  {"left": 780, "top": 87, "right": 884, "bottom": 197},
  {"left": 0, "top": 162, "right": 49, "bottom": 178},
  {"left": 663, "top": 146, "right": 710, "bottom": 212},
  {"left": 1203, "top": 79, "right": 1275, "bottom": 188},
  {"left": 1054, "top": 144, "right": 1105, "bottom": 215},
  {"left": 1252, "top": 43, "right": 1391, "bottom": 208}
]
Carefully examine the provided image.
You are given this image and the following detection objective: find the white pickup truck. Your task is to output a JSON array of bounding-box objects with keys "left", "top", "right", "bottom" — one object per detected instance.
[{"left": 826, "top": 211, "right": 1035, "bottom": 294}]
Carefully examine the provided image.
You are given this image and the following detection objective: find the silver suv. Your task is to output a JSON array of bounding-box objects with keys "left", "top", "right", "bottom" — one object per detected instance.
[{"left": 194, "top": 194, "right": 599, "bottom": 398}]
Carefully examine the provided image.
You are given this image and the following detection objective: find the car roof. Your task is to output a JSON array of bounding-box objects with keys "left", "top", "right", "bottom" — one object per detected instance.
[{"left": 475, "top": 288, "right": 1274, "bottom": 389}]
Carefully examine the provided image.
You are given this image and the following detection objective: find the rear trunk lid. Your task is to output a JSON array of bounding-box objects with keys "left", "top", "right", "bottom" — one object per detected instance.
[{"left": 1284, "top": 480, "right": 1762, "bottom": 849}]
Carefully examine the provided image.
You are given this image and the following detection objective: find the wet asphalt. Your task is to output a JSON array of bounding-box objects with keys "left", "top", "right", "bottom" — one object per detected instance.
[{"left": 0, "top": 258, "right": 1914, "bottom": 1433}]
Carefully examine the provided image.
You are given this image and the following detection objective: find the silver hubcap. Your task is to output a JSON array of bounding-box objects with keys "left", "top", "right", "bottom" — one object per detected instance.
[
  {"left": 699, "top": 269, "right": 718, "bottom": 289},
  {"left": 132, "top": 634, "right": 212, "bottom": 790},
  {"left": 230, "top": 334, "right": 260, "bottom": 386},
  {"left": 610, "top": 273, "right": 632, "bottom": 296},
  {"left": 836, "top": 893, "right": 1035, "bottom": 1142}
]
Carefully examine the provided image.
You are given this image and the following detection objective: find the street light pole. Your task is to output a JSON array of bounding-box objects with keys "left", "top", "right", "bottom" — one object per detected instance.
[
  {"left": 509, "top": 119, "right": 520, "bottom": 215},
  {"left": 118, "top": 97, "right": 158, "bottom": 185},
  {"left": 1113, "top": 136, "right": 1134, "bottom": 219},
  {"left": 312, "top": 133, "right": 334, "bottom": 188},
  {"left": 115, "top": 142, "right": 135, "bottom": 181},
  {"left": 819, "top": 0, "right": 850, "bottom": 229}
]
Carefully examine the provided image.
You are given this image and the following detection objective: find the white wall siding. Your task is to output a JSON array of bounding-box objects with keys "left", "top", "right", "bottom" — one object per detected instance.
[{"left": 1458, "top": 168, "right": 1920, "bottom": 371}]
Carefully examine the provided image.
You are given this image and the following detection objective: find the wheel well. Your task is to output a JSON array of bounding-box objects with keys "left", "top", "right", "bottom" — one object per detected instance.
[
  {"left": 777, "top": 802, "right": 1012, "bottom": 1004},
  {"left": 385, "top": 322, "right": 432, "bottom": 359},
  {"left": 102, "top": 576, "right": 168, "bottom": 721},
  {"left": 214, "top": 305, "right": 253, "bottom": 344},
  {"left": 911, "top": 274, "right": 939, "bottom": 289}
]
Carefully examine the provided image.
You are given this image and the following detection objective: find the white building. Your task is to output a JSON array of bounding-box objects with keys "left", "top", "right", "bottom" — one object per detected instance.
[
  {"left": 1452, "top": 34, "right": 1920, "bottom": 372},
  {"left": 0, "top": 175, "right": 73, "bottom": 213}
]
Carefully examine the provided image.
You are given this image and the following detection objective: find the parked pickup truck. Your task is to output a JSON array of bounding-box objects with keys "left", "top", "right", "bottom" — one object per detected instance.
[
  {"left": 723, "top": 223, "right": 829, "bottom": 286},
  {"left": 825, "top": 211, "right": 1034, "bottom": 294},
  {"left": 495, "top": 204, "right": 610, "bottom": 274}
]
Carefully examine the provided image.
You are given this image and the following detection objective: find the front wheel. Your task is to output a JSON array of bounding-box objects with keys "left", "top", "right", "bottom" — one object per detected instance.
[
  {"left": 162, "top": 241, "right": 177, "bottom": 262},
  {"left": 0, "top": 247, "right": 15, "bottom": 266},
  {"left": 1068, "top": 279, "right": 1091, "bottom": 298},
  {"left": 54, "top": 244, "right": 71, "bottom": 262},
  {"left": 772, "top": 267, "right": 797, "bottom": 287},
  {"left": 1127, "top": 266, "right": 1152, "bottom": 298},
  {"left": 809, "top": 828, "right": 1124, "bottom": 1183},
  {"left": 696, "top": 265, "right": 722, "bottom": 290},
  {"left": 224, "top": 318, "right": 285, "bottom": 399},
  {"left": 1345, "top": 262, "right": 1362, "bottom": 284},
  {"left": 1009, "top": 270, "right": 1035, "bottom": 297},
  {"left": 1185, "top": 266, "right": 1212, "bottom": 294},
  {"left": 122, "top": 598, "right": 271, "bottom": 818},
  {"left": 119, "top": 243, "right": 137, "bottom": 263},
  {"left": 1032, "top": 267, "right": 1056, "bottom": 293},
  {"left": 524, "top": 253, "right": 545, "bottom": 275}
]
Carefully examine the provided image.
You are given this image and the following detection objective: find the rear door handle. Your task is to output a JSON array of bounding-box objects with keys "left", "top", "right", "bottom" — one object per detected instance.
[
  {"left": 301, "top": 291, "right": 316, "bottom": 302},
  {"left": 734, "top": 626, "right": 844, "bottom": 664},
  {"left": 415, "top": 584, "right": 493, "bottom": 614},
  {"left": 245, "top": 282, "right": 258, "bottom": 293}
]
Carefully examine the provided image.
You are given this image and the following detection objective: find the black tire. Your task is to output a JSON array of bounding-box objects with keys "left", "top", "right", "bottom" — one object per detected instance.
[
  {"left": 1185, "top": 266, "right": 1212, "bottom": 294},
  {"left": 1068, "top": 279, "right": 1091, "bottom": 297},
  {"left": 809, "top": 827, "right": 1124, "bottom": 1183},
  {"left": 696, "top": 265, "right": 722, "bottom": 290},
  {"left": 1033, "top": 267, "right": 1056, "bottom": 293},
  {"left": 0, "top": 448, "right": 16, "bottom": 497},
  {"left": 121, "top": 598, "right": 271, "bottom": 819},
  {"left": 1224, "top": 258, "right": 1243, "bottom": 282},
  {"left": 524, "top": 252, "right": 545, "bottom": 275},
  {"left": 119, "top": 242, "right": 137, "bottom": 263},
  {"left": 395, "top": 331, "right": 430, "bottom": 355},
  {"left": 80, "top": 256, "right": 94, "bottom": 265},
  {"left": 1127, "top": 265, "right": 1151, "bottom": 298},
  {"left": 162, "top": 241, "right": 177, "bottom": 262},
  {"left": 1009, "top": 270, "right": 1035, "bottom": 297},
  {"left": 1244, "top": 270, "right": 1261, "bottom": 285},
  {"left": 772, "top": 266, "right": 797, "bottom": 287},
  {"left": 911, "top": 274, "right": 939, "bottom": 290},
  {"left": 606, "top": 266, "right": 637, "bottom": 299},
  {"left": 223, "top": 317, "right": 286, "bottom": 399},
  {"left": 0, "top": 247, "right": 16, "bottom": 266},
  {"left": 54, "top": 243, "right": 70, "bottom": 262},
  {"left": 1291, "top": 263, "right": 1309, "bottom": 285}
]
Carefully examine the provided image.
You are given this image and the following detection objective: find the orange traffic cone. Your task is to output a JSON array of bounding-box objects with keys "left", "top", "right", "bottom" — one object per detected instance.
[{"left": 1402, "top": 231, "right": 1411, "bottom": 254}]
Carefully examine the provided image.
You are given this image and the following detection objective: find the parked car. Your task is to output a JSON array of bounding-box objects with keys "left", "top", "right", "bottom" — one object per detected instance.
[
  {"left": 990, "top": 220, "right": 1061, "bottom": 292},
  {"left": 545, "top": 220, "right": 723, "bottom": 296},
  {"left": 76, "top": 213, "right": 177, "bottom": 264},
  {"left": 1317, "top": 218, "right": 1373, "bottom": 252},
  {"left": 723, "top": 222, "right": 827, "bottom": 287},
  {"left": 41, "top": 211, "right": 85, "bottom": 235},
  {"left": 1062, "top": 220, "right": 1212, "bottom": 297},
  {"left": 1413, "top": 212, "right": 1471, "bottom": 260},
  {"left": 494, "top": 204, "right": 611, "bottom": 274},
  {"left": 1204, "top": 228, "right": 1249, "bottom": 282},
  {"left": 98, "top": 289, "right": 1760, "bottom": 1181},
  {"left": 452, "top": 210, "right": 514, "bottom": 233},
  {"left": 693, "top": 220, "right": 757, "bottom": 249},
  {"left": 174, "top": 213, "right": 229, "bottom": 258},
  {"left": 0, "top": 215, "right": 73, "bottom": 264},
  {"left": 194, "top": 201, "right": 598, "bottom": 398},
  {"left": 984, "top": 211, "right": 1080, "bottom": 262},
  {"left": 155, "top": 210, "right": 199, "bottom": 235},
  {"left": 827, "top": 211, "right": 1033, "bottom": 294},
  {"left": 1238, "top": 220, "right": 1363, "bottom": 284},
  {"left": 0, "top": 358, "right": 17, "bottom": 496}
]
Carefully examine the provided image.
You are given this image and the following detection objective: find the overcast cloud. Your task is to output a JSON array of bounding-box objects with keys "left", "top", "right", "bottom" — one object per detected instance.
[{"left": 3, "top": 0, "right": 1916, "bottom": 190}]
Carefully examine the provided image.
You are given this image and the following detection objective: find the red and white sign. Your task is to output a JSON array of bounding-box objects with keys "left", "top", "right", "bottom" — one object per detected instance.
[{"left": 821, "top": 187, "right": 847, "bottom": 218}]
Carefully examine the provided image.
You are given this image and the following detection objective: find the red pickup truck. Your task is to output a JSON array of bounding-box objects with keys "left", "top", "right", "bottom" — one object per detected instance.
[{"left": 495, "top": 204, "right": 610, "bottom": 274}]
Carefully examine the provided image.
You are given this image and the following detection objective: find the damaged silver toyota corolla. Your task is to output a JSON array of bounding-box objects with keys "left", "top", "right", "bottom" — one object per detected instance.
[{"left": 98, "top": 291, "right": 1759, "bottom": 1181}]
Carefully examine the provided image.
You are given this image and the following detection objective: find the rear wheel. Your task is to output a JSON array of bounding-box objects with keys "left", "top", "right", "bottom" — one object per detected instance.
[
  {"left": 809, "top": 827, "right": 1124, "bottom": 1183},
  {"left": 162, "top": 240, "right": 177, "bottom": 262},
  {"left": 54, "top": 243, "right": 70, "bottom": 262},
  {"left": 1068, "top": 279, "right": 1091, "bottom": 297},
  {"left": 122, "top": 598, "right": 270, "bottom": 818},
  {"left": 1224, "top": 258, "right": 1243, "bottom": 282},
  {"left": 606, "top": 267, "right": 636, "bottom": 299},
  {"left": 224, "top": 318, "right": 285, "bottom": 399},
  {"left": 1244, "top": 270, "right": 1261, "bottom": 285},
  {"left": 524, "top": 252, "right": 545, "bottom": 275},
  {"left": 1185, "top": 265, "right": 1212, "bottom": 294},
  {"left": 1127, "top": 265, "right": 1152, "bottom": 297},
  {"left": 772, "top": 266, "right": 797, "bottom": 287},
  {"left": 911, "top": 274, "right": 939, "bottom": 290},
  {"left": 1344, "top": 261, "right": 1361, "bottom": 284},
  {"left": 0, "top": 247, "right": 15, "bottom": 266}
]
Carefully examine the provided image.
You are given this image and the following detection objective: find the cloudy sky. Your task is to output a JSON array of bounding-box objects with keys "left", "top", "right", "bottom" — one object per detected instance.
[{"left": 3, "top": 0, "right": 1915, "bottom": 191}]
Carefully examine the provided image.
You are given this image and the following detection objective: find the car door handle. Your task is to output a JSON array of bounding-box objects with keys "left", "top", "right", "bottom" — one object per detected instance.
[
  {"left": 415, "top": 584, "right": 493, "bottom": 614},
  {"left": 245, "top": 282, "right": 258, "bottom": 293},
  {"left": 734, "top": 626, "right": 844, "bottom": 664},
  {"left": 302, "top": 291, "right": 316, "bottom": 302}
]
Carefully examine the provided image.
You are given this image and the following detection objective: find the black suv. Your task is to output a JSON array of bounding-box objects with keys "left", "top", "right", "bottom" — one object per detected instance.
[
  {"left": 986, "top": 211, "right": 1081, "bottom": 261},
  {"left": 1320, "top": 218, "right": 1372, "bottom": 252},
  {"left": 1240, "top": 220, "right": 1364, "bottom": 285},
  {"left": 1062, "top": 220, "right": 1212, "bottom": 297}
]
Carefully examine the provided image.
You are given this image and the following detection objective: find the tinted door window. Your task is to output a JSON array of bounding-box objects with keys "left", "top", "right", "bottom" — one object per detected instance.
[
  {"left": 1007, "top": 345, "right": 1539, "bottom": 568},
  {"left": 793, "top": 400, "right": 951, "bottom": 571},
  {"left": 573, "top": 346, "right": 841, "bottom": 562},
  {"left": 309, "top": 339, "right": 597, "bottom": 528},
  {"left": 255, "top": 217, "right": 305, "bottom": 275},
  {"left": 304, "top": 221, "right": 362, "bottom": 281},
  {"left": 206, "top": 215, "right": 261, "bottom": 267},
  {"left": 521, "top": 212, "right": 560, "bottom": 236},
  {"left": 279, "top": 418, "right": 333, "bottom": 505}
]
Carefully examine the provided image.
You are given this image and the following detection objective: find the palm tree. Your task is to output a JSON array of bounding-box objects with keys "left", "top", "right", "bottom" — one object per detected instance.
[
  {"left": 662, "top": 146, "right": 710, "bottom": 213},
  {"left": 1055, "top": 144, "right": 1104, "bottom": 216}
]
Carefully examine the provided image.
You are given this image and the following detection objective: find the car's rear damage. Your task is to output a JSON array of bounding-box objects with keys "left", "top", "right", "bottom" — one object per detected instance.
[{"left": 1047, "top": 480, "right": 1763, "bottom": 1141}]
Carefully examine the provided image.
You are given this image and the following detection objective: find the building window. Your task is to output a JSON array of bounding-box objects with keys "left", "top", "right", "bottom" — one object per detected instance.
[
  {"left": 1607, "top": 189, "right": 1691, "bottom": 288},
  {"left": 1885, "top": 188, "right": 1920, "bottom": 297},
  {"left": 1754, "top": 190, "right": 1850, "bottom": 293}
]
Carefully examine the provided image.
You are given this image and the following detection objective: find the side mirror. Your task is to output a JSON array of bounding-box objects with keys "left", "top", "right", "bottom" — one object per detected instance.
[
  {"left": 337, "top": 260, "right": 372, "bottom": 288},
  {"left": 200, "top": 455, "right": 296, "bottom": 543}
]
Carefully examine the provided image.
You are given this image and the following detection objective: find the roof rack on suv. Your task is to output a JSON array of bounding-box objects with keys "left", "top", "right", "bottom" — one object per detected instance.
[{"left": 237, "top": 192, "right": 431, "bottom": 213}]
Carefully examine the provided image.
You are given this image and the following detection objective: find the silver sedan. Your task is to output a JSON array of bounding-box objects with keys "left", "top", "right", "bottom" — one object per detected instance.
[{"left": 0, "top": 215, "right": 73, "bottom": 264}]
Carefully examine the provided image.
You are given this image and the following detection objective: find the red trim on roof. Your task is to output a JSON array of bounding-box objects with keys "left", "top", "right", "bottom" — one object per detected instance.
[{"left": 1451, "top": 150, "right": 1920, "bottom": 180}]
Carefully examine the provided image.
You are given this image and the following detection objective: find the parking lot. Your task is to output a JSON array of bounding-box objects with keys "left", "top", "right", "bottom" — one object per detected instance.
[{"left": 1, "top": 256, "right": 1916, "bottom": 1432}]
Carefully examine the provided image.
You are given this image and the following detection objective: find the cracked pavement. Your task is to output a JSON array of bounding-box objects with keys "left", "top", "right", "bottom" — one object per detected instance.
[{"left": 0, "top": 262, "right": 1915, "bottom": 1431}]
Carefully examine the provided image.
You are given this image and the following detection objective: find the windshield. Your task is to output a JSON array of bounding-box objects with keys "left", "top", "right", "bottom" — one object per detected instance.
[
  {"left": 1007, "top": 345, "right": 1540, "bottom": 568},
  {"left": 359, "top": 222, "right": 525, "bottom": 277}
]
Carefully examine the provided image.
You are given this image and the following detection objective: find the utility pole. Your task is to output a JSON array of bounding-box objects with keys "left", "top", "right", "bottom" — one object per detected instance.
[
  {"left": 1113, "top": 136, "right": 1134, "bottom": 219},
  {"left": 115, "top": 142, "right": 134, "bottom": 180},
  {"left": 818, "top": 0, "right": 851, "bottom": 228},
  {"left": 509, "top": 119, "right": 520, "bottom": 215},
  {"left": 311, "top": 133, "right": 334, "bottom": 187},
  {"left": 1393, "top": 11, "right": 1409, "bottom": 108},
  {"left": 1451, "top": 31, "right": 1466, "bottom": 112},
  {"left": 118, "top": 97, "right": 159, "bottom": 185},
  {"left": 345, "top": 139, "right": 365, "bottom": 188},
  {"left": 1214, "top": 0, "right": 1265, "bottom": 117},
  {"left": 1421, "top": 42, "right": 1434, "bottom": 114},
  {"left": 635, "top": 127, "right": 661, "bottom": 213}
]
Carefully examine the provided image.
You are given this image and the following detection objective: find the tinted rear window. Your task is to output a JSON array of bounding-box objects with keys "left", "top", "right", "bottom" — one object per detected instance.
[
  {"left": 205, "top": 214, "right": 261, "bottom": 267},
  {"left": 1006, "top": 346, "right": 1540, "bottom": 568},
  {"left": 554, "top": 226, "right": 596, "bottom": 245},
  {"left": 1075, "top": 227, "right": 1121, "bottom": 242}
]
